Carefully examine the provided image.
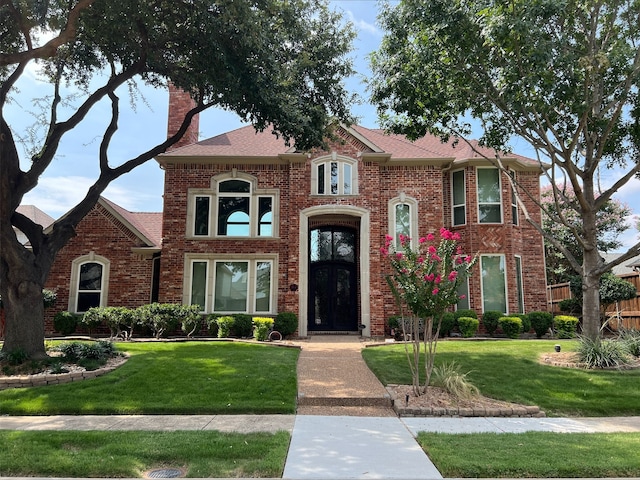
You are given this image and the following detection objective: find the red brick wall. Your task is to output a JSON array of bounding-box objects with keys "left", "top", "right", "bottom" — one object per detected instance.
[
  {"left": 167, "top": 85, "right": 200, "bottom": 150},
  {"left": 44, "top": 204, "right": 155, "bottom": 334}
]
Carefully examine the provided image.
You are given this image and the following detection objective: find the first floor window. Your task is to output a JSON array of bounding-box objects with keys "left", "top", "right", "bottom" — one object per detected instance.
[
  {"left": 188, "top": 256, "right": 275, "bottom": 314},
  {"left": 70, "top": 254, "right": 110, "bottom": 313},
  {"left": 388, "top": 196, "right": 418, "bottom": 248},
  {"left": 481, "top": 254, "right": 507, "bottom": 313},
  {"left": 456, "top": 278, "right": 470, "bottom": 310}
]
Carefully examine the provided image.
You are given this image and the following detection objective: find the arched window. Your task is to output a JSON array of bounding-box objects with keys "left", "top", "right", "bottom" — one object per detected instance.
[
  {"left": 188, "top": 172, "right": 278, "bottom": 238},
  {"left": 69, "top": 254, "right": 110, "bottom": 313},
  {"left": 311, "top": 154, "right": 358, "bottom": 195},
  {"left": 388, "top": 195, "right": 418, "bottom": 248}
]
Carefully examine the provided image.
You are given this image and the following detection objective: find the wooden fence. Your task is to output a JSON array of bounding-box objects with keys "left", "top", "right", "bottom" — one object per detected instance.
[{"left": 547, "top": 272, "right": 640, "bottom": 330}]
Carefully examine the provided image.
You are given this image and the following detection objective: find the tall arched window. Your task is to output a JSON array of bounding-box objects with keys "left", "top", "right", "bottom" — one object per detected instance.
[
  {"left": 69, "top": 254, "right": 110, "bottom": 313},
  {"left": 388, "top": 195, "right": 418, "bottom": 248}
]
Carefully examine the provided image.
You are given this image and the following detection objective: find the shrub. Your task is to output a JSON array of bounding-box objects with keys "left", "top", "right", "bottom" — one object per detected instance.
[
  {"left": 42, "top": 289, "right": 57, "bottom": 308},
  {"left": 176, "top": 305, "right": 203, "bottom": 337},
  {"left": 53, "top": 311, "right": 79, "bottom": 335},
  {"left": 81, "top": 307, "right": 105, "bottom": 333},
  {"left": 274, "top": 312, "right": 298, "bottom": 338},
  {"left": 438, "top": 312, "right": 456, "bottom": 337},
  {"left": 457, "top": 316, "right": 479, "bottom": 338},
  {"left": 215, "top": 316, "right": 234, "bottom": 338},
  {"left": 205, "top": 314, "right": 220, "bottom": 337},
  {"left": 481, "top": 311, "right": 503, "bottom": 336},
  {"left": 577, "top": 336, "right": 630, "bottom": 369},
  {"left": 558, "top": 297, "right": 581, "bottom": 315},
  {"left": 430, "top": 361, "right": 479, "bottom": 400},
  {"left": 101, "top": 306, "right": 137, "bottom": 340},
  {"left": 528, "top": 311, "right": 554, "bottom": 338},
  {"left": 56, "top": 340, "right": 117, "bottom": 364},
  {"left": 136, "top": 303, "right": 181, "bottom": 339},
  {"left": 253, "top": 317, "right": 274, "bottom": 341},
  {"left": 515, "top": 314, "right": 531, "bottom": 334},
  {"left": 554, "top": 315, "right": 579, "bottom": 338},
  {"left": 232, "top": 314, "right": 254, "bottom": 337},
  {"left": 454, "top": 309, "right": 478, "bottom": 320},
  {"left": 618, "top": 328, "right": 640, "bottom": 357},
  {"left": 498, "top": 316, "right": 522, "bottom": 339}
]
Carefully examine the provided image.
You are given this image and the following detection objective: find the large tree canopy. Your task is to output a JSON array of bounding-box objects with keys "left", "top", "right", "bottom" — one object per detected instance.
[
  {"left": 0, "top": 0, "right": 355, "bottom": 357},
  {"left": 369, "top": 0, "right": 640, "bottom": 339}
]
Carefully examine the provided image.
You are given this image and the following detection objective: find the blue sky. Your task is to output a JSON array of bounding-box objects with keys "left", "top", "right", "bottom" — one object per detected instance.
[{"left": 7, "top": 0, "right": 640, "bottom": 250}]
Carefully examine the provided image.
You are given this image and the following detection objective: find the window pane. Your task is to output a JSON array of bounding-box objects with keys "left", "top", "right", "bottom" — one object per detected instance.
[
  {"left": 214, "top": 262, "right": 248, "bottom": 312},
  {"left": 452, "top": 170, "right": 465, "bottom": 204},
  {"left": 515, "top": 256, "right": 524, "bottom": 313},
  {"left": 194, "top": 196, "right": 210, "bottom": 236},
  {"left": 478, "top": 169, "right": 501, "bottom": 203},
  {"left": 330, "top": 162, "right": 338, "bottom": 194},
  {"left": 310, "top": 229, "right": 333, "bottom": 262},
  {"left": 79, "top": 263, "right": 102, "bottom": 290},
  {"left": 481, "top": 256, "right": 507, "bottom": 313},
  {"left": 479, "top": 205, "right": 502, "bottom": 223},
  {"left": 255, "top": 262, "right": 271, "bottom": 312},
  {"left": 453, "top": 206, "right": 466, "bottom": 226},
  {"left": 333, "top": 230, "right": 355, "bottom": 263},
  {"left": 219, "top": 179, "right": 250, "bottom": 193},
  {"left": 317, "top": 164, "right": 325, "bottom": 194},
  {"left": 258, "top": 197, "right": 273, "bottom": 236},
  {"left": 191, "top": 261, "right": 207, "bottom": 309},
  {"left": 456, "top": 280, "right": 469, "bottom": 310},
  {"left": 343, "top": 163, "right": 352, "bottom": 194},
  {"left": 77, "top": 292, "right": 100, "bottom": 312},
  {"left": 395, "top": 203, "right": 411, "bottom": 245},
  {"left": 218, "top": 197, "right": 250, "bottom": 236}
]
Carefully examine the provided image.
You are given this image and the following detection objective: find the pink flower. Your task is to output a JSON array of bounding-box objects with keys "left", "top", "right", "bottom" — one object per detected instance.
[
  {"left": 425, "top": 273, "right": 435, "bottom": 282},
  {"left": 431, "top": 254, "right": 441, "bottom": 262},
  {"left": 432, "top": 288, "right": 439, "bottom": 295},
  {"left": 440, "top": 227, "right": 453, "bottom": 240},
  {"left": 459, "top": 294, "right": 466, "bottom": 300},
  {"left": 452, "top": 232, "right": 461, "bottom": 240},
  {"left": 417, "top": 256, "right": 424, "bottom": 264},
  {"left": 456, "top": 256, "right": 464, "bottom": 264},
  {"left": 448, "top": 271, "right": 458, "bottom": 281},
  {"left": 434, "top": 275, "right": 442, "bottom": 284},
  {"left": 385, "top": 234, "right": 394, "bottom": 242},
  {"left": 456, "top": 246, "right": 463, "bottom": 255},
  {"left": 426, "top": 233, "right": 435, "bottom": 241},
  {"left": 465, "top": 255, "right": 472, "bottom": 263},
  {"left": 428, "top": 245, "right": 437, "bottom": 254},
  {"left": 380, "top": 247, "right": 388, "bottom": 256},
  {"left": 419, "top": 237, "right": 426, "bottom": 244},
  {"left": 396, "top": 252, "right": 404, "bottom": 260}
]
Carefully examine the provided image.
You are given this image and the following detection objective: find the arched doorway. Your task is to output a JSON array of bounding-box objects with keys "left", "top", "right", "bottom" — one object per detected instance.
[{"left": 308, "top": 226, "right": 358, "bottom": 332}]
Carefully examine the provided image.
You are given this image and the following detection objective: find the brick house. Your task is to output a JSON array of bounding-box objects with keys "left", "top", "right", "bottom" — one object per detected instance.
[{"left": 43, "top": 89, "right": 547, "bottom": 337}]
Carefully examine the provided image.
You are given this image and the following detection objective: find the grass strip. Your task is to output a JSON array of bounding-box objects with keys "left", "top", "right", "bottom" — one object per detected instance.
[
  {"left": 0, "top": 430, "right": 290, "bottom": 478},
  {"left": 419, "top": 431, "right": 640, "bottom": 478},
  {"left": 0, "top": 341, "right": 299, "bottom": 415},
  {"left": 362, "top": 339, "right": 640, "bottom": 416}
]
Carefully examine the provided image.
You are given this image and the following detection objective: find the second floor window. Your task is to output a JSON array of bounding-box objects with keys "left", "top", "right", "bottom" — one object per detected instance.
[
  {"left": 189, "top": 174, "right": 277, "bottom": 238},
  {"left": 451, "top": 170, "right": 466, "bottom": 226},
  {"left": 477, "top": 168, "right": 502, "bottom": 223},
  {"left": 312, "top": 155, "right": 358, "bottom": 195}
]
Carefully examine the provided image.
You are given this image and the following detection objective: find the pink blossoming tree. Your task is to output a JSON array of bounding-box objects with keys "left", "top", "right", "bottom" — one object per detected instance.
[{"left": 382, "top": 228, "right": 476, "bottom": 396}]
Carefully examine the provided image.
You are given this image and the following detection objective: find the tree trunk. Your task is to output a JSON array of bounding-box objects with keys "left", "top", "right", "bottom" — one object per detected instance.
[
  {"left": 581, "top": 211, "right": 602, "bottom": 340},
  {"left": 0, "top": 227, "right": 48, "bottom": 359}
]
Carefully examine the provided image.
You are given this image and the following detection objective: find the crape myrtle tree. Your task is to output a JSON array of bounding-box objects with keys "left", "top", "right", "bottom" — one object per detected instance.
[
  {"left": 369, "top": 0, "right": 640, "bottom": 339},
  {"left": 541, "top": 184, "right": 632, "bottom": 284},
  {"left": 0, "top": 0, "right": 355, "bottom": 358}
]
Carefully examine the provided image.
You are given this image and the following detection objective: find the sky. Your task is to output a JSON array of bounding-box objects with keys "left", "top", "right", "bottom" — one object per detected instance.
[{"left": 7, "top": 0, "right": 640, "bottom": 251}]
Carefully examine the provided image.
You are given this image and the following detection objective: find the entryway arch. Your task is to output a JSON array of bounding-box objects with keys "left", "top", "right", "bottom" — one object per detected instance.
[{"left": 298, "top": 206, "right": 371, "bottom": 337}]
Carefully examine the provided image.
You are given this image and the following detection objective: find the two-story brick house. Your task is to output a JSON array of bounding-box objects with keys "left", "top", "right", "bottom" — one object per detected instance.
[{"left": 44, "top": 89, "right": 547, "bottom": 338}]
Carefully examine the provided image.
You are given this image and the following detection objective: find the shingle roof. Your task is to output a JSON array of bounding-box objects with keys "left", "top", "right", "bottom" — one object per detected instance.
[
  {"left": 158, "top": 123, "right": 540, "bottom": 168},
  {"left": 99, "top": 197, "right": 163, "bottom": 248},
  {"left": 16, "top": 205, "right": 55, "bottom": 228}
]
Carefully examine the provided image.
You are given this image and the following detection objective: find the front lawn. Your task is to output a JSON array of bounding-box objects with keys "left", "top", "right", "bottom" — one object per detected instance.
[
  {"left": 0, "top": 430, "right": 289, "bottom": 478},
  {"left": 0, "top": 341, "right": 299, "bottom": 415},
  {"left": 420, "top": 431, "right": 640, "bottom": 478},
  {"left": 362, "top": 339, "right": 640, "bottom": 416}
]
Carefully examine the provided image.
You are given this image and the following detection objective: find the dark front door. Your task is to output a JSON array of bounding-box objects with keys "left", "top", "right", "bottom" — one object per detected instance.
[{"left": 308, "top": 227, "right": 358, "bottom": 331}]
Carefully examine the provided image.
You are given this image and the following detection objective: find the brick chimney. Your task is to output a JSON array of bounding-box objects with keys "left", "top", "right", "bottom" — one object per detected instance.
[{"left": 167, "top": 84, "right": 200, "bottom": 151}]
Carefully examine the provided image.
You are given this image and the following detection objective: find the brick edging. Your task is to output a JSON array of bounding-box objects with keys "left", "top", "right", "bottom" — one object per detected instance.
[
  {"left": 0, "top": 356, "right": 128, "bottom": 390},
  {"left": 386, "top": 385, "right": 546, "bottom": 418}
]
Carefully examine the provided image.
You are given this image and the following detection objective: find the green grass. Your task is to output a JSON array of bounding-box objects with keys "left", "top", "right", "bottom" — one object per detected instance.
[
  {"left": 362, "top": 339, "right": 640, "bottom": 416},
  {"left": 0, "top": 341, "right": 299, "bottom": 415},
  {"left": 419, "top": 431, "right": 640, "bottom": 478},
  {"left": 0, "top": 430, "right": 290, "bottom": 478}
]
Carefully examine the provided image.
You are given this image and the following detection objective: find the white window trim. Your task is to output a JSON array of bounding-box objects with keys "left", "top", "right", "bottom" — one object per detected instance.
[
  {"left": 183, "top": 253, "right": 278, "bottom": 315},
  {"left": 186, "top": 172, "right": 279, "bottom": 238},
  {"left": 451, "top": 169, "right": 466, "bottom": 226},
  {"left": 311, "top": 153, "right": 359, "bottom": 196},
  {"left": 476, "top": 167, "right": 503, "bottom": 224},
  {"left": 388, "top": 194, "right": 419, "bottom": 249},
  {"left": 480, "top": 254, "right": 508, "bottom": 314},
  {"left": 68, "top": 252, "right": 110, "bottom": 313},
  {"left": 514, "top": 255, "right": 525, "bottom": 313}
]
